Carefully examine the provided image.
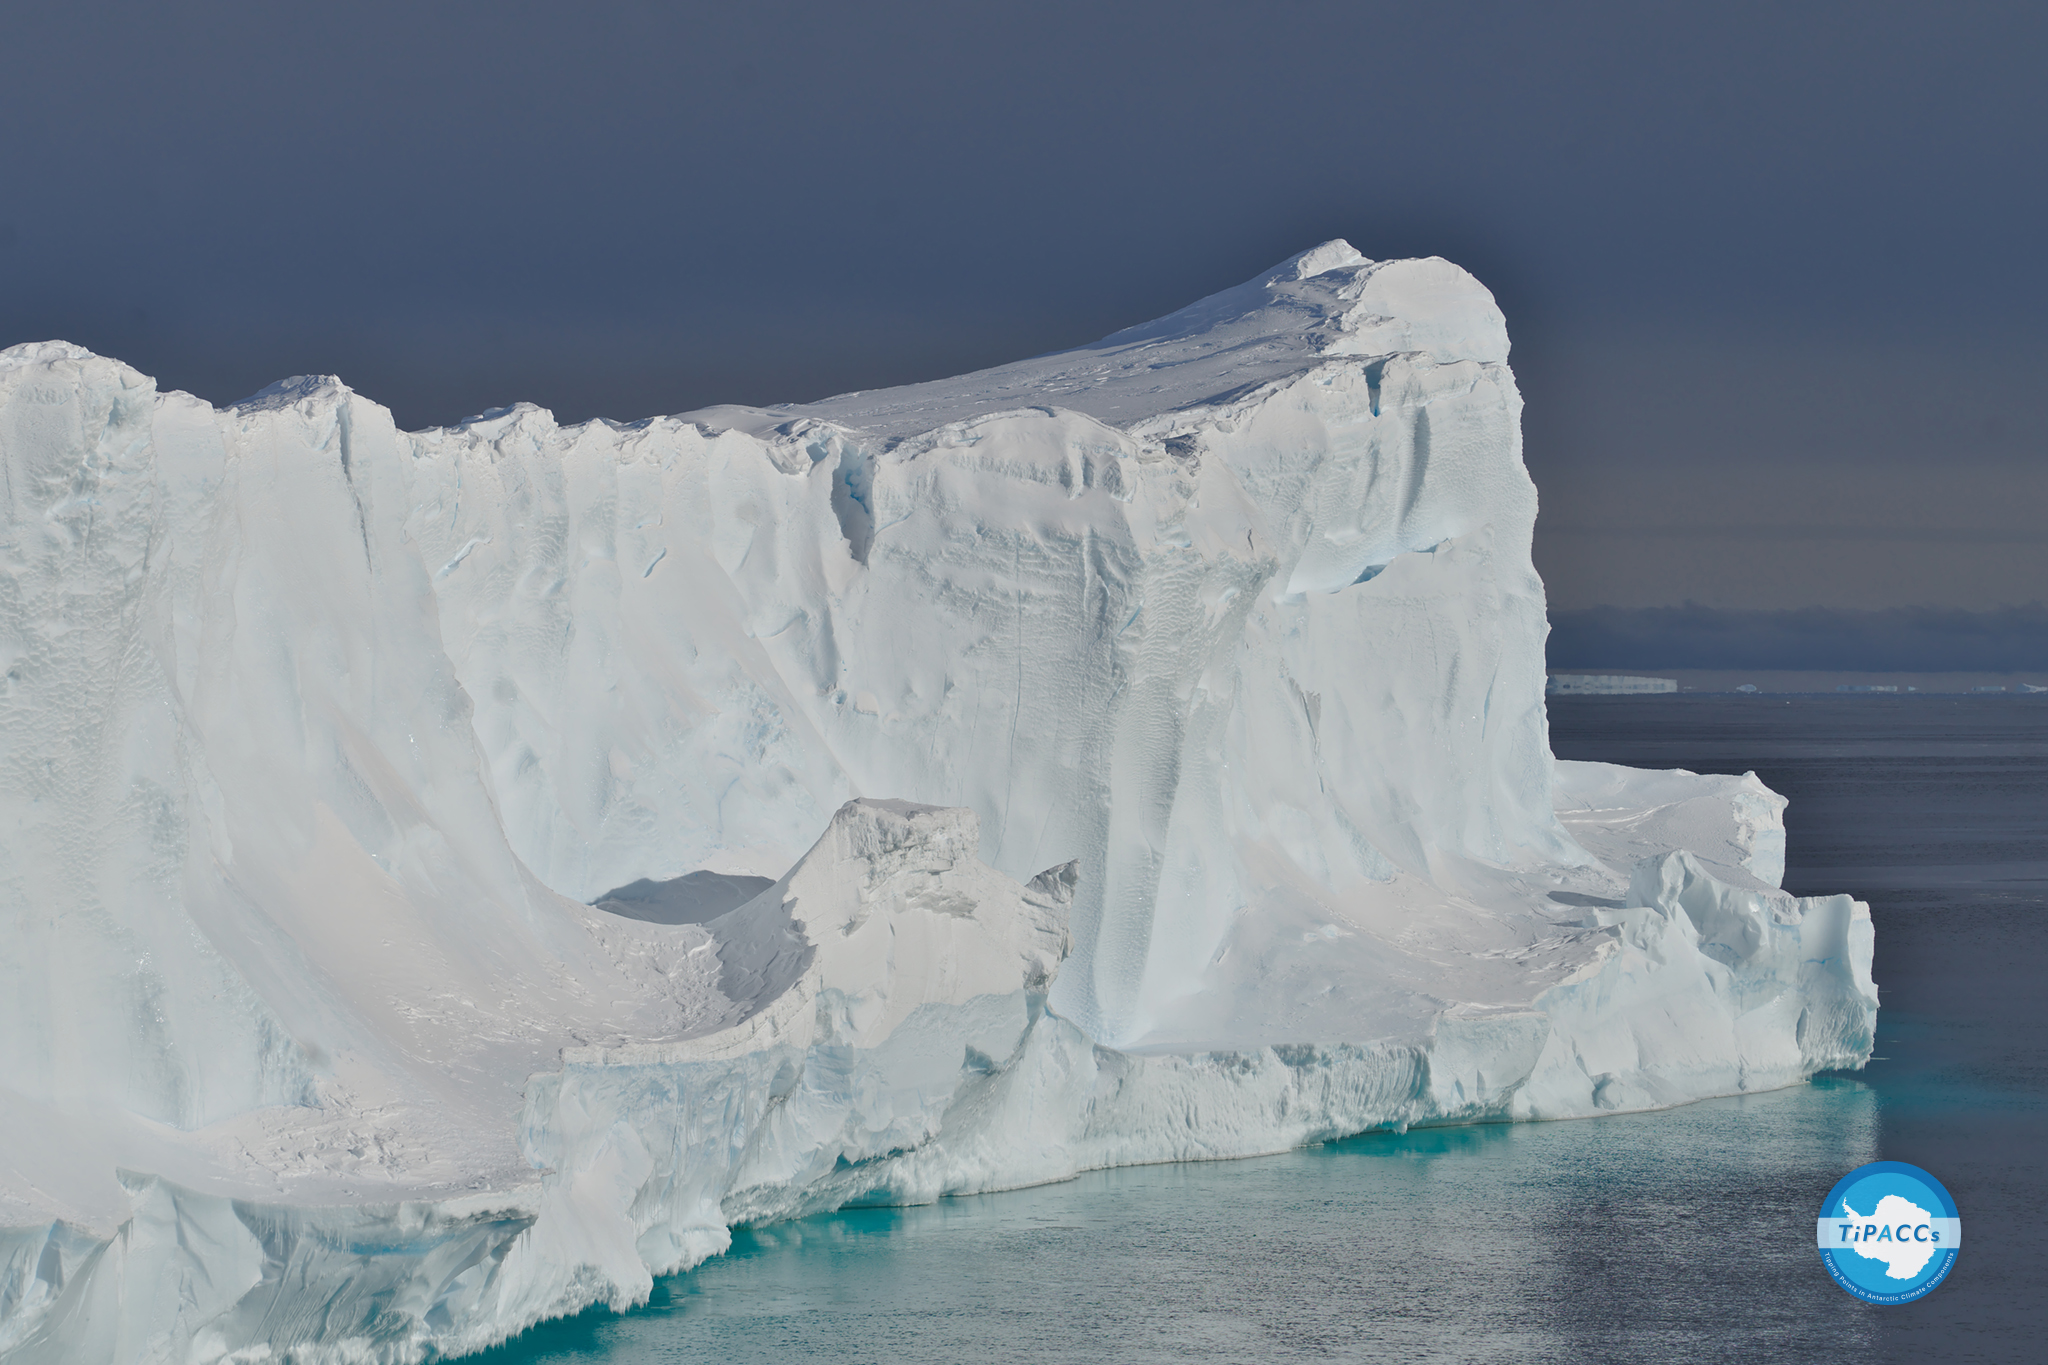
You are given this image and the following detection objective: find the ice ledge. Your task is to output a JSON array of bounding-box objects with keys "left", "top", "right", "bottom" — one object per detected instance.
[{"left": 2, "top": 823, "right": 1875, "bottom": 1363}]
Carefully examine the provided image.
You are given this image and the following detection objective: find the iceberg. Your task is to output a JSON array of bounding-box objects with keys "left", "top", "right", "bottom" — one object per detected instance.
[
  {"left": 0, "top": 242, "right": 1877, "bottom": 1362},
  {"left": 1546, "top": 673, "right": 1678, "bottom": 695}
]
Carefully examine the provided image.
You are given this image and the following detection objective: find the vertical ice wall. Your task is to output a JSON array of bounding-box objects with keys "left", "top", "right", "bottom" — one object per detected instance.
[
  {"left": 0, "top": 241, "right": 1570, "bottom": 1125},
  {"left": 0, "top": 350, "right": 310, "bottom": 1126},
  {"left": 395, "top": 247, "right": 1573, "bottom": 1043},
  {"left": 0, "top": 349, "right": 662, "bottom": 1138}
]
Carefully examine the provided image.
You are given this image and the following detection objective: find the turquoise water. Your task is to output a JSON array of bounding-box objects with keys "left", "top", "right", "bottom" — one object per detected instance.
[
  {"left": 483, "top": 1084, "right": 1892, "bottom": 1364},
  {"left": 479, "top": 698, "right": 2046, "bottom": 1362}
]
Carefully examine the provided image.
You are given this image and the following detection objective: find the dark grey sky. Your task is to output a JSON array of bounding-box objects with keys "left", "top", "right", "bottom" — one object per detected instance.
[{"left": 4, "top": 1, "right": 2043, "bottom": 611}]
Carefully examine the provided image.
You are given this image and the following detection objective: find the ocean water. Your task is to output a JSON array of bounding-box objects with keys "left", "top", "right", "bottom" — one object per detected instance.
[{"left": 481, "top": 696, "right": 2047, "bottom": 1363}]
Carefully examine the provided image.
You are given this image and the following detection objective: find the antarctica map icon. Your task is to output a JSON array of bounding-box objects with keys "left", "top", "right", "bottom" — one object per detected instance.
[{"left": 1817, "top": 1161, "right": 1962, "bottom": 1305}]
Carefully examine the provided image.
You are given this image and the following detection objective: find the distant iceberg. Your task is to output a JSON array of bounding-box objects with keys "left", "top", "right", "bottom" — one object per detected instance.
[
  {"left": 0, "top": 244, "right": 1876, "bottom": 1362},
  {"left": 1547, "top": 673, "right": 1678, "bottom": 695}
]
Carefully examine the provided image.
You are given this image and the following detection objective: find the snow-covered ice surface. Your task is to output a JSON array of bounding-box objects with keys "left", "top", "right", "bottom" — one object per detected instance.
[{"left": 0, "top": 243, "right": 1876, "bottom": 1362}]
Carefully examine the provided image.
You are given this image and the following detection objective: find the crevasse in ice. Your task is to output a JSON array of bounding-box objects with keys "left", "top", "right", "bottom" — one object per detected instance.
[{"left": 0, "top": 244, "right": 1876, "bottom": 1362}]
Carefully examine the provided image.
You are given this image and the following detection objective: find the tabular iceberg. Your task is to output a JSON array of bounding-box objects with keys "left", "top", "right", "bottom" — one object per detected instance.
[{"left": 0, "top": 242, "right": 1876, "bottom": 1362}]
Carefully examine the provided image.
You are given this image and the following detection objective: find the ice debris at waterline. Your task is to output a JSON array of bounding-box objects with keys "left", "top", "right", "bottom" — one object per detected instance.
[{"left": 0, "top": 242, "right": 1877, "bottom": 1362}]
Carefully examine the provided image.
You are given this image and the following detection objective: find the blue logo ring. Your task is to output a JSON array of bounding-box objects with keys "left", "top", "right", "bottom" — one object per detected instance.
[{"left": 1816, "top": 1160, "right": 1961, "bottom": 1304}]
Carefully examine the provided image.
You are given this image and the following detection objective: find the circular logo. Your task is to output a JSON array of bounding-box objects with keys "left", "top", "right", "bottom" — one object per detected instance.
[{"left": 1816, "top": 1161, "right": 1961, "bottom": 1304}]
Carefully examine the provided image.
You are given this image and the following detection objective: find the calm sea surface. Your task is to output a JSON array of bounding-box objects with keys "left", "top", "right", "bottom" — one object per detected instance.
[{"left": 481, "top": 696, "right": 2048, "bottom": 1363}]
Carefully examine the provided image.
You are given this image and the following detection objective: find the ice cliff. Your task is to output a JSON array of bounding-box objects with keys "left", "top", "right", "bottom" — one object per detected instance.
[{"left": 0, "top": 242, "right": 1877, "bottom": 1362}]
